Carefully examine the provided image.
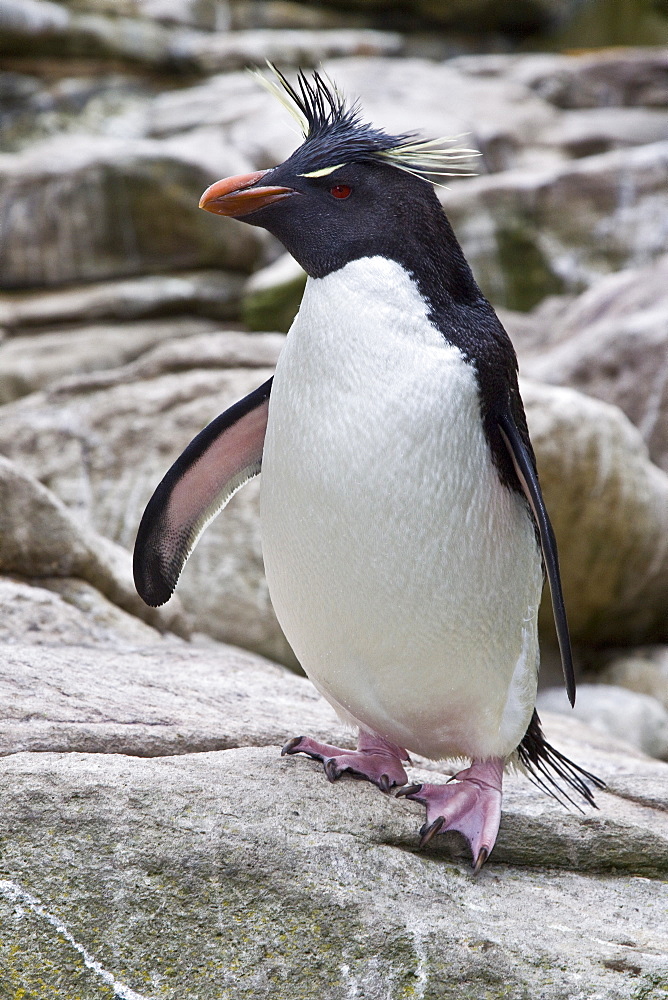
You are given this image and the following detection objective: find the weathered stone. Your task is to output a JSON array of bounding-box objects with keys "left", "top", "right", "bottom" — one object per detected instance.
[
  {"left": 442, "top": 140, "right": 668, "bottom": 309},
  {"left": 0, "top": 270, "right": 245, "bottom": 330},
  {"left": 0, "top": 135, "right": 261, "bottom": 289},
  {"left": 590, "top": 645, "right": 668, "bottom": 712},
  {"left": 0, "top": 576, "right": 163, "bottom": 648},
  {"left": 511, "top": 47, "right": 668, "bottom": 109},
  {"left": 0, "top": 639, "right": 343, "bottom": 757},
  {"left": 536, "top": 106, "right": 668, "bottom": 159},
  {"left": 0, "top": 317, "right": 218, "bottom": 403},
  {"left": 521, "top": 254, "right": 668, "bottom": 472},
  {"left": 0, "top": 727, "right": 666, "bottom": 999},
  {"left": 0, "top": 456, "right": 189, "bottom": 638},
  {"left": 0, "top": 369, "right": 289, "bottom": 662},
  {"left": 174, "top": 27, "right": 404, "bottom": 73},
  {"left": 538, "top": 683, "right": 668, "bottom": 761},
  {"left": 522, "top": 378, "right": 668, "bottom": 646},
  {"left": 242, "top": 252, "right": 306, "bottom": 333}
]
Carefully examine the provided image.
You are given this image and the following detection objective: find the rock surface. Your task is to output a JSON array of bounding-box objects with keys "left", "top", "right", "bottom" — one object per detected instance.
[
  {"left": 1, "top": 622, "right": 668, "bottom": 999},
  {"left": 519, "top": 254, "right": 668, "bottom": 473},
  {"left": 538, "top": 683, "right": 668, "bottom": 761}
]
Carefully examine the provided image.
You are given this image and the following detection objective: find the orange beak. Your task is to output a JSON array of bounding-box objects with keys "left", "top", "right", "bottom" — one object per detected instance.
[{"left": 199, "top": 170, "right": 297, "bottom": 218}]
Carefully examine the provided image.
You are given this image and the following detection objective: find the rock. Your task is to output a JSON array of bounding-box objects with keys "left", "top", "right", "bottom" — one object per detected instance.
[
  {"left": 0, "top": 270, "right": 245, "bottom": 330},
  {"left": 536, "top": 106, "right": 668, "bottom": 159},
  {"left": 0, "top": 638, "right": 344, "bottom": 757},
  {"left": 242, "top": 252, "right": 306, "bottom": 333},
  {"left": 538, "top": 684, "right": 668, "bottom": 761},
  {"left": 590, "top": 645, "right": 668, "bottom": 712},
  {"left": 520, "top": 254, "right": 668, "bottom": 473},
  {"left": 0, "top": 0, "right": 176, "bottom": 65},
  {"left": 521, "top": 379, "right": 668, "bottom": 646},
  {"left": 55, "top": 328, "right": 285, "bottom": 391},
  {"left": 0, "top": 135, "right": 260, "bottom": 289},
  {"left": 510, "top": 47, "right": 668, "bottom": 109},
  {"left": 0, "top": 367, "right": 290, "bottom": 662},
  {"left": 0, "top": 455, "right": 189, "bottom": 638},
  {"left": 0, "top": 575, "right": 163, "bottom": 648},
  {"left": 174, "top": 28, "right": 404, "bottom": 74},
  {"left": 0, "top": 724, "right": 667, "bottom": 998},
  {"left": 0, "top": 317, "right": 218, "bottom": 403},
  {"left": 442, "top": 140, "right": 668, "bottom": 309}
]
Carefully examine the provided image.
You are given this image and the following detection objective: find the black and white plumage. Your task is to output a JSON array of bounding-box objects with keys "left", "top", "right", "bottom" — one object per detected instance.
[{"left": 133, "top": 67, "right": 602, "bottom": 870}]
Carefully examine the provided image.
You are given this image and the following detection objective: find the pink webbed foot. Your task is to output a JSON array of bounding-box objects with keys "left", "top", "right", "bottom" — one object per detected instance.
[
  {"left": 281, "top": 730, "right": 410, "bottom": 792},
  {"left": 399, "top": 758, "right": 504, "bottom": 873}
]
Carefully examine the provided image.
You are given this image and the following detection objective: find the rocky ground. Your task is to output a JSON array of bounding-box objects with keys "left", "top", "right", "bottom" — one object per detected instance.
[{"left": 1, "top": 3, "right": 668, "bottom": 997}]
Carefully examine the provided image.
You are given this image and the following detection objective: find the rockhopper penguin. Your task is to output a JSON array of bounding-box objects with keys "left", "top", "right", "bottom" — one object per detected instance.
[{"left": 133, "top": 67, "right": 603, "bottom": 872}]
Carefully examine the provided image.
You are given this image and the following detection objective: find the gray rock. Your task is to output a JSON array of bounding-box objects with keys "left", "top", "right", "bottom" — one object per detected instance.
[
  {"left": 443, "top": 140, "right": 668, "bottom": 309},
  {"left": 0, "top": 455, "right": 189, "bottom": 638},
  {"left": 242, "top": 252, "right": 306, "bottom": 333},
  {"left": 0, "top": 270, "right": 245, "bottom": 330},
  {"left": 174, "top": 27, "right": 403, "bottom": 74},
  {"left": 592, "top": 645, "right": 668, "bottom": 712},
  {"left": 522, "top": 378, "right": 668, "bottom": 646},
  {"left": 0, "top": 368, "right": 290, "bottom": 662},
  {"left": 0, "top": 135, "right": 261, "bottom": 289},
  {"left": 511, "top": 47, "right": 668, "bottom": 109},
  {"left": 520, "top": 254, "right": 668, "bottom": 473},
  {"left": 0, "top": 317, "right": 218, "bottom": 403},
  {"left": 0, "top": 728, "right": 666, "bottom": 999},
  {"left": 538, "top": 683, "right": 668, "bottom": 760},
  {"left": 0, "top": 638, "right": 344, "bottom": 757},
  {"left": 0, "top": 575, "right": 163, "bottom": 648},
  {"left": 536, "top": 106, "right": 668, "bottom": 159}
]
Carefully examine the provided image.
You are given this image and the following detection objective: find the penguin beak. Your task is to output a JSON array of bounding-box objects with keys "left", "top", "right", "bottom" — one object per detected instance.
[{"left": 199, "top": 170, "right": 298, "bottom": 218}]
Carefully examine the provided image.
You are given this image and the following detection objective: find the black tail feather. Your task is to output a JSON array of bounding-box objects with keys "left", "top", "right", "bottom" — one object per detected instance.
[{"left": 517, "top": 710, "right": 605, "bottom": 811}]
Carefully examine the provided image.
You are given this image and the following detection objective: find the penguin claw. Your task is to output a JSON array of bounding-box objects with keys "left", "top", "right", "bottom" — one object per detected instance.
[
  {"left": 281, "top": 736, "right": 305, "bottom": 756},
  {"left": 405, "top": 758, "right": 504, "bottom": 870},
  {"left": 280, "top": 731, "right": 409, "bottom": 792}
]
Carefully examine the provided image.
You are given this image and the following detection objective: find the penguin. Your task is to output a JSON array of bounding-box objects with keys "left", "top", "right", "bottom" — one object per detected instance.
[{"left": 133, "top": 66, "right": 602, "bottom": 872}]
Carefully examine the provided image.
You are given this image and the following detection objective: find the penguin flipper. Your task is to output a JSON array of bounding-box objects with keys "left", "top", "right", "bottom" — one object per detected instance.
[
  {"left": 496, "top": 410, "right": 576, "bottom": 707},
  {"left": 133, "top": 378, "right": 272, "bottom": 607}
]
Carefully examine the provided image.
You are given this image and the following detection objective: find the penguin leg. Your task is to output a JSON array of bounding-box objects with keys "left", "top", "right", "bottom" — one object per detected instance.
[
  {"left": 399, "top": 758, "right": 504, "bottom": 873},
  {"left": 281, "top": 730, "right": 410, "bottom": 792}
]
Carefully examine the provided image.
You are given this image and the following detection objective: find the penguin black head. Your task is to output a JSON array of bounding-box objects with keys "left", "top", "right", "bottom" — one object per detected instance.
[{"left": 199, "top": 67, "right": 477, "bottom": 280}]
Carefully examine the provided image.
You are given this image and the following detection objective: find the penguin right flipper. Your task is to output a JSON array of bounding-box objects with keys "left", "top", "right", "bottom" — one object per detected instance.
[
  {"left": 133, "top": 378, "right": 272, "bottom": 607},
  {"left": 496, "top": 409, "right": 576, "bottom": 708}
]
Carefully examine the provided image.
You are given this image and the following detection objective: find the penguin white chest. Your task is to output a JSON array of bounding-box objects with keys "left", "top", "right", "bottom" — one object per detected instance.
[{"left": 260, "top": 257, "right": 542, "bottom": 761}]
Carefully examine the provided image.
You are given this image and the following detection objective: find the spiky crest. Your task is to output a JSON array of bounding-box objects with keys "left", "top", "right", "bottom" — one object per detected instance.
[{"left": 251, "top": 63, "right": 479, "bottom": 186}]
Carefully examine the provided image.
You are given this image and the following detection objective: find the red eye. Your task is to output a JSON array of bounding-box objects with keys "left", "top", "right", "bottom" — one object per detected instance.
[{"left": 330, "top": 184, "right": 352, "bottom": 199}]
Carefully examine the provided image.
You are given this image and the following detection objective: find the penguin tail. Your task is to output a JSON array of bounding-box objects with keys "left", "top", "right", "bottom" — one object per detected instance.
[{"left": 517, "top": 710, "right": 605, "bottom": 811}]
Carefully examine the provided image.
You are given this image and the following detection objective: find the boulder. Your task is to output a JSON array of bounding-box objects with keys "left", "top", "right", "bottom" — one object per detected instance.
[
  {"left": 0, "top": 365, "right": 290, "bottom": 662},
  {"left": 520, "top": 254, "right": 668, "bottom": 473},
  {"left": 589, "top": 645, "right": 668, "bottom": 712},
  {"left": 175, "top": 27, "right": 404, "bottom": 74},
  {"left": 0, "top": 316, "right": 219, "bottom": 403},
  {"left": 538, "top": 683, "right": 668, "bottom": 761},
  {"left": 522, "top": 379, "right": 668, "bottom": 646},
  {"left": 0, "top": 134, "right": 260, "bottom": 289},
  {"left": 442, "top": 140, "right": 668, "bottom": 309},
  {"left": 0, "top": 455, "right": 188, "bottom": 637},
  {"left": 0, "top": 575, "right": 163, "bottom": 648},
  {"left": 0, "top": 725, "right": 666, "bottom": 999},
  {"left": 0, "top": 271, "right": 245, "bottom": 331}
]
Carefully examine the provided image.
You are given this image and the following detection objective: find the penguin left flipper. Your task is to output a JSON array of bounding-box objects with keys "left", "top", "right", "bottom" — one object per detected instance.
[
  {"left": 133, "top": 377, "right": 272, "bottom": 607},
  {"left": 496, "top": 409, "right": 576, "bottom": 707}
]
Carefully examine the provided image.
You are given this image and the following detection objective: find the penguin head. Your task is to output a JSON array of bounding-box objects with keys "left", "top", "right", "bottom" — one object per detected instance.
[{"left": 199, "top": 67, "right": 477, "bottom": 278}]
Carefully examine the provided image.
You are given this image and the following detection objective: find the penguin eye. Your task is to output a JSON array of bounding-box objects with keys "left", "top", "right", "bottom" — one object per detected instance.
[{"left": 330, "top": 184, "right": 352, "bottom": 200}]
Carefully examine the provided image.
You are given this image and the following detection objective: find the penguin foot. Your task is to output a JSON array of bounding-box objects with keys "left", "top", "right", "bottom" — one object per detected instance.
[
  {"left": 281, "top": 730, "right": 410, "bottom": 792},
  {"left": 399, "top": 758, "right": 504, "bottom": 872}
]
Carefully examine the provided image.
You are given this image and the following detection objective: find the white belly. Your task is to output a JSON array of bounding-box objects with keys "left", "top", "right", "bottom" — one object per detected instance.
[{"left": 260, "top": 257, "right": 542, "bottom": 761}]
